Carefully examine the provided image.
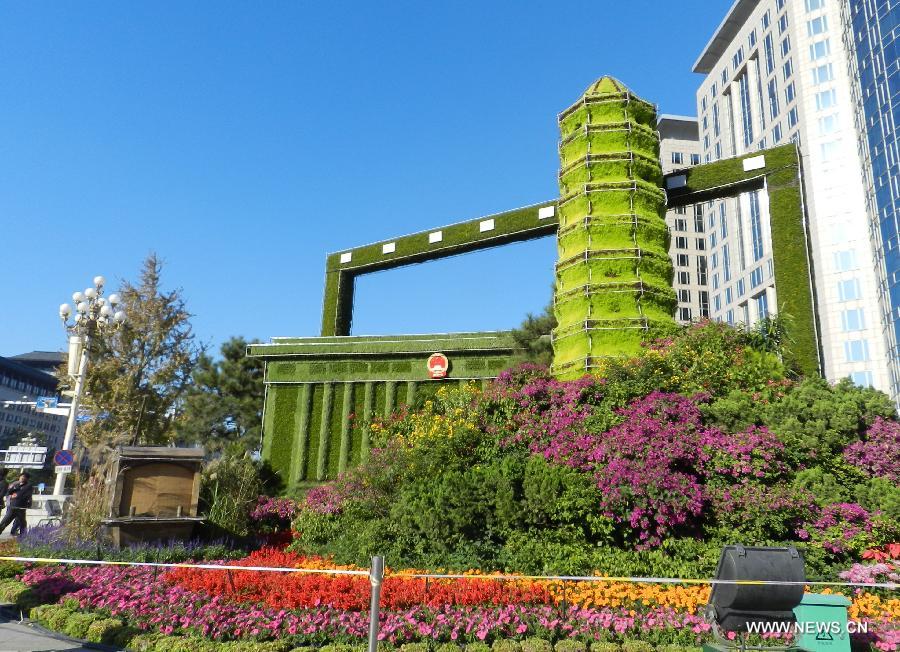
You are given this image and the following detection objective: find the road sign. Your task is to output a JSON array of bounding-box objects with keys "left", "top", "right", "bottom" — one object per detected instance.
[
  {"left": 35, "top": 396, "right": 58, "bottom": 410},
  {"left": 427, "top": 353, "right": 450, "bottom": 379},
  {"left": 55, "top": 465, "right": 72, "bottom": 474},
  {"left": 54, "top": 449, "right": 74, "bottom": 466}
]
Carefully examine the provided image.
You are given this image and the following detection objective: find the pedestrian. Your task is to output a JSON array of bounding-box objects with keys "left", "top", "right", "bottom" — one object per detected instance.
[
  {"left": 0, "top": 469, "right": 8, "bottom": 503},
  {"left": 0, "top": 472, "right": 33, "bottom": 537}
]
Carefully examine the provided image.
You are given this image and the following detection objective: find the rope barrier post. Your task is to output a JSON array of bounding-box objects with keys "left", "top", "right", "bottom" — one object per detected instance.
[{"left": 367, "top": 555, "right": 384, "bottom": 652}]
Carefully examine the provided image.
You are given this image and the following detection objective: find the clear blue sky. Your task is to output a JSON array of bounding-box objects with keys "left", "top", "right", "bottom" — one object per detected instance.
[{"left": 0, "top": 1, "right": 730, "bottom": 357}]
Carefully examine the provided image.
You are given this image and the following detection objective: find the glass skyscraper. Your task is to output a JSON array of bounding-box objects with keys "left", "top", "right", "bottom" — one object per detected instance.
[{"left": 844, "top": 0, "right": 900, "bottom": 399}]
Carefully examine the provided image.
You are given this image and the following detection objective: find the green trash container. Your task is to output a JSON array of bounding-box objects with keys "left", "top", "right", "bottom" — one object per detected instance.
[{"left": 793, "top": 593, "right": 852, "bottom": 652}]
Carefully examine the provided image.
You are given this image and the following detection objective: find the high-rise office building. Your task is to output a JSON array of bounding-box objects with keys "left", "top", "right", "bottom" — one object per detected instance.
[
  {"left": 842, "top": 0, "right": 900, "bottom": 400},
  {"left": 693, "top": 0, "right": 891, "bottom": 395},
  {"left": 658, "top": 115, "right": 711, "bottom": 324}
]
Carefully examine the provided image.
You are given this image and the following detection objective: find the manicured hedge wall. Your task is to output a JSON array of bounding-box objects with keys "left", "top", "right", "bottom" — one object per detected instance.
[
  {"left": 664, "top": 143, "right": 819, "bottom": 377},
  {"left": 552, "top": 76, "right": 676, "bottom": 379}
]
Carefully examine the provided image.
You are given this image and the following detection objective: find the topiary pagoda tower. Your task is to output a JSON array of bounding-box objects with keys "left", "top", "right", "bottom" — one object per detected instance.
[{"left": 552, "top": 77, "right": 677, "bottom": 379}]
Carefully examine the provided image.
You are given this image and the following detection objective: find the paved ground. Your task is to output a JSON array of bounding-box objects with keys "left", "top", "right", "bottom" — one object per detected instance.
[{"left": 0, "top": 613, "right": 101, "bottom": 652}]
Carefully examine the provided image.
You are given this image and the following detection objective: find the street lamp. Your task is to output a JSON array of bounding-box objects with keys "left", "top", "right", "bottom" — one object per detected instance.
[{"left": 54, "top": 275, "right": 126, "bottom": 496}]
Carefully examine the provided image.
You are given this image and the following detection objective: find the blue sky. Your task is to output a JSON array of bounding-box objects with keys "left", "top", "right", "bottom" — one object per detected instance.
[{"left": 0, "top": 1, "right": 730, "bottom": 357}]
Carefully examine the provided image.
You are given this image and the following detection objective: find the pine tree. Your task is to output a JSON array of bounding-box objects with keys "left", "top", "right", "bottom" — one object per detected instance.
[{"left": 76, "top": 254, "right": 202, "bottom": 453}]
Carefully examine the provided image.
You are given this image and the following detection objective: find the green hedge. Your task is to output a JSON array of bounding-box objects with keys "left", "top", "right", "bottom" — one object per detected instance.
[{"left": 663, "top": 143, "right": 818, "bottom": 376}]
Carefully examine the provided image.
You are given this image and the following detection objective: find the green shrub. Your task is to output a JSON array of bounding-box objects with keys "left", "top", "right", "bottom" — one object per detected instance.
[
  {"left": 435, "top": 644, "right": 464, "bottom": 652},
  {"left": 555, "top": 642, "right": 587, "bottom": 652},
  {"left": 589, "top": 643, "right": 620, "bottom": 652},
  {"left": 402, "top": 644, "right": 431, "bottom": 652},
  {"left": 621, "top": 642, "right": 654, "bottom": 652},
  {"left": 27, "top": 603, "right": 57, "bottom": 625},
  {"left": 126, "top": 631, "right": 168, "bottom": 651},
  {"left": 85, "top": 617, "right": 125, "bottom": 644},
  {"left": 110, "top": 625, "right": 143, "bottom": 648},
  {"left": 0, "top": 579, "right": 27, "bottom": 604},
  {"left": 321, "top": 645, "right": 356, "bottom": 652},
  {"left": 201, "top": 451, "right": 265, "bottom": 537},
  {"left": 467, "top": 644, "right": 492, "bottom": 652},
  {"left": 166, "top": 638, "right": 219, "bottom": 652},
  {"left": 656, "top": 645, "right": 698, "bottom": 652},
  {"left": 62, "top": 611, "right": 102, "bottom": 639},
  {"left": 493, "top": 642, "right": 521, "bottom": 652},
  {"left": 61, "top": 596, "right": 80, "bottom": 610},
  {"left": 45, "top": 606, "right": 75, "bottom": 632},
  {"left": 0, "top": 560, "right": 24, "bottom": 580},
  {"left": 521, "top": 639, "right": 554, "bottom": 652}
]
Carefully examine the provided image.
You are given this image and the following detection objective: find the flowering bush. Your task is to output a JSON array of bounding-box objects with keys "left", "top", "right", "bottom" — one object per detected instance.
[
  {"left": 799, "top": 503, "right": 876, "bottom": 555},
  {"left": 250, "top": 496, "right": 298, "bottom": 523},
  {"left": 845, "top": 417, "right": 900, "bottom": 483}
]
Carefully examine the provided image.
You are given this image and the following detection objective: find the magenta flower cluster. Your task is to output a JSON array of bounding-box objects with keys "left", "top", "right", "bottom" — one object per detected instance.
[
  {"left": 844, "top": 417, "right": 900, "bottom": 483},
  {"left": 839, "top": 561, "right": 899, "bottom": 585},
  {"left": 489, "top": 378, "right": 791, "bottom": 547},
  {"left": 250, "top": 496, "right": 298, "bottom": 523},
  {"left": 798, "top": 503, "right": 874, "bottom": 554}
]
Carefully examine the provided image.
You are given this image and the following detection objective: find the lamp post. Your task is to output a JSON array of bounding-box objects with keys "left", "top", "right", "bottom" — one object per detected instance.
[{"left": 55, "top": 275, "right": 126, "bottom": 496}]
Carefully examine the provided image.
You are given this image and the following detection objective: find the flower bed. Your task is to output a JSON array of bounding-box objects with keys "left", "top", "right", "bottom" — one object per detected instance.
[{"left": 8, "top": 555, "right": 899, "bottom": 650}]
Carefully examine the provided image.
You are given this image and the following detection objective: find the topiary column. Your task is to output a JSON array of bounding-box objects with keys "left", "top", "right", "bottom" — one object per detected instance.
[{"left": 552, "top": 76, "right": 676, "bottom": 379}]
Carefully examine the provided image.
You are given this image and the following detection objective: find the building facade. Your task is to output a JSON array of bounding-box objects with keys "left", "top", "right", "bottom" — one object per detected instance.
[
  {"left": 659, "top": 115, "right": 711, "bottom": 324},
  {"left": 694, "top": 0, "right": 891, "bottom": 393},
  {"left": 0, "top": 356, "right": 65, "bottom": 450},
  {"left": 842, "top": 0, "right": 900, "bottom": 400}
]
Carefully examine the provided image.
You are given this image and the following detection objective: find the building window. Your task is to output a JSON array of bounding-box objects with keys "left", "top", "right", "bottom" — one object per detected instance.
[
  {"left": 807, "top": 15, "right": 828, "bottom": 36},
  {"left": 677, "top": 271, "right": 690, "bottom": 285},
  {"left": 679, "top": 307, "right": 692, "bottom": 322},
  {"left": 712, "top": 252, "right": 719, "bottom": 269},
  {"left": 699, "top": 291, "right": 710, "bottom": 317},
  {"left": 788, "top": 107, "right": 799, "bottom": 128},
  {"left": 834, "top": 249, "right": 858, "bottom": 271},
  {"left": 768, "top": 78, "right": 780, "bottom": 120},
  {"left": 838, "top": 278, "right": 861, "bottom": 301},
  {"left": 841, "top": 308, "right": 866, "bottom": 331},
  {"left": 844, "top": 339, "right": 870, "bottom": 362},
  {"left": 732, "top": 47, "right": 744, "bottom": 70},
  {"left": 756, "top": 292, "right": 769, "bottom": 318},
  {"left": 674, "top": 218, "right": 687, "bottom": 231},
  {"left": 773, "top": 122, "right": 783, "bottom": 143},
  {"left": 723, "top": 244, "right": 732, "bottom": 281},
  {"left": 780, "top": 36, "right": 791, "bottom": 57},
  {"left": 713, "top": 273, "right": 720, "bottom": 290},
  {"left": 762, "top": 9, "right": 771, "bottom": 29},
  {"left": 764, "top": 33, "right": 775, "bottom": 75},
  {"left": 737, "top": 278, "right": 746, "bottom": 297},
  {"left": 678, "top": 289, "right": 691, "bottom": 303},
  {"left": 750, "top": 267, "right": 764, "bottom": 288},
  {"left": 749, "top": 191, "right": 764, "bottom": 261},
  {"left": 677, "top": 254, "right": 689, "bottom": 266},
  {"left": 805, "top": 0, "right": 825, "bottom": 11},
  {"left": 696, "top": 238, "right": 706, "bottom": 251},
  {"left": 739, "top": 73, "right": 754, "bottom": 148},
  {"left": 820, "top": 140, "right": 840, "bottom": 161},
  {"left": 690, "top": 153, "right": 701, "bottom": 165},
  {"left": 850, "top": 371, "right": 874, "bottom": 387},
  {"left": 675, "top": 236, "right": 688, "bottom": 249},
  {"left": 785, "top": 81, "right": 796, "bottom": 104},
  {"left": 778, "top": 13, "right": 788, "bottom": 35},
  {"left": 721, "top": 68, "right": 729, "bottom": 85},
  {"left": 812, "top": 63, "right": 834, "bottom": 85},
  {"left": 725, "top": 287, "right": 733, "bottom": 304},
  {"left": 818, "top": 114, "right": 839, "bottom": 135},
  {"left": 815, "top": 88, "right": 837, "bottom": 111},
  {"left": 713, "top": 103, "right": 721, "bottom": 137},
  {"left": 697, "top": 257, "right": 708, "bottom": 284},
  {"left": 675, "top": 205, "right": 686, "bottom": 215},
  {"left": 748, "top": 29, "right": 757, "bottom": 48},
  {"left": 783, "top": 59, "right": 793, "bottom": 80},
  {"left": 672, "top": 152, "right": 684, "bottom": 165},
  {"left": 810, "top": 39, "right": 831, "bottom": 60},
  {"left": 714, "top": 294, "right": 722, "bottom": 311}
]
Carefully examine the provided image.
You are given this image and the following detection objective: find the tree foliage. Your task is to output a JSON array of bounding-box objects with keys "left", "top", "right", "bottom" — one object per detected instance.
[
  {"left": 509, "top": 300, "right": 556, "bottom": 366},
  {"left": 176, "top": 337, "right": 264, "bottom": 453},
  {"left": 76, "top": 254, "right": 202, "bottom": 454}
]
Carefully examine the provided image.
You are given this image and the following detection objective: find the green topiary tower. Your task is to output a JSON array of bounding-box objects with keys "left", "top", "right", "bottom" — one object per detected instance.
[{"left": 552, "top": 76, "right": 676, "bottom": 379}]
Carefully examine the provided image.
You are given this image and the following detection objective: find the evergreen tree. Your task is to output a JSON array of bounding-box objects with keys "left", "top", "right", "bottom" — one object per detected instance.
[
  {"left": 76, "top": 254, "right": 202, "bottom": 452},
  {"left": 176, "top": 336, "right": 264, "bottom": 453}
]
